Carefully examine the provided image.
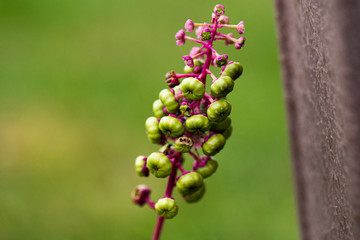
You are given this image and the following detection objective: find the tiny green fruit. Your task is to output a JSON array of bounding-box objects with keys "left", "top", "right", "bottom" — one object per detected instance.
[
  {"left": 155, "top": 198, "right": 178, "bottom": 219},
  {"left": 196, "top": 160, "right": 218, "bottom": 178},
  {"left": 152, "top": 99, "right": 165, "bottom": 118},
  {"left": 159, "top": 89, "right": 179, "bottom": 114},
  {"left": 175, "top": 136, "right": 193, "bottom": 153},
  {"left": 202, "top": 134, "right": 226, "bottom": 156},
  {"left": 147, "top": 152, "right": 173, "bottom": 178},
  {"left": 185, "top": 114, "right": 210, "bottom": 134},
  {"left": 180, "top": 77, "right": 205, "bottom": 101},
  {"left": 210, "top": 76, "right": 234, "bottom": 98},
  {"left": 159, "top": 116, "right": 185, "bottom": 138},
  {"left": 176, "top": 171, "right": 203, "bottom": 195},
  {"left": 222, "top": 62, "right": 243, "bottom": 80},
  {"left": 207, "top": 100, "right": 232, "bottom": 122}
]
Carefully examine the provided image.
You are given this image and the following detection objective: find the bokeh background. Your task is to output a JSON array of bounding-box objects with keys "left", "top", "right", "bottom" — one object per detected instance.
[{"left": 0, "top": 0, "right": 299, "bottom": 239}]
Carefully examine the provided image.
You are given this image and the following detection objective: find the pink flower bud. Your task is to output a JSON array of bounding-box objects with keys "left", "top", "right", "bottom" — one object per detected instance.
[
  {"left": 214, "top": 54, "right": 228, "bottom": 67},
  {"left": 182, "top": 55, "right": 194, "bottom": 67},
  {"left": 175, "top": 29, "right": 186, "bottom": 45},
  {"left": 237, "top": 21, "right": 245, "bottom": 34},
  {"left": 224, "top": 33, "right": 234, "bottom": 45},
  {"left": 235, "top": 37, "right": 246, "bottom": 49},
  {"left": 185, "top": 19, "right": 195, "bottom": 32},
  {"left": 218, "top": 15, "right": 229, "bottom": 25},
  {"left": 213, "top": 4, "right": 225, "bottom": 16}
]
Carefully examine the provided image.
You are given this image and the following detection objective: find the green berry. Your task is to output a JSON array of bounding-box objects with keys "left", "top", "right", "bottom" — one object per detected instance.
[
  {"left": 159, "top": 89, "right": 179, "bottom": 114},
  {"left": 185, "top": 114, "right": 210, "bottom": 134},
  {"left": 175, "top": 136, "right": 193, "bottom": 153},
  {"left": 207, "top": 100, "right": 232, "bottom": 122},
  {"left": 155, "top": 198, "right": 178, "bottom": 219},
  {"left": 183, "top": 184, "right": 205, "bottom": 203},
  {"left": 135, "top": 155, "right": 148, "bottom": 177},
  {"left": 202, "top": 134, "right": 226, "bottom": 156},
  {"left": 145, "top": 117, "right": 162, "bottom": 144},
  {"left": 184, "top": 65, "right": 194, "bottom": 74},
  {"left": 147, "top": 152, "right": 173, "bottom": 178},
  {"left": 222, "top": 125, "right": 232, "bottom": 139},
  {"left": 196, "top": 160, "right": 218, "bottom": 178},
  {"left": 152, "top": 99, "right": 165, "bottom": 118},
  {"left": 222, "top": 62, "right": 243, "bottom": 80},
  {"left": 194, "top": 59, "right": 203, "bottom": 67},
  {"left": 180, "top": 103, "right": 192, "bottom": 117},
  {"left": 176, "top": 172, "right": 203, "bottom": 195},
  {"left": 210, "top": 117, "right": 231, "bottom": 132},
  {"left": 180, "top": 77, "right": 205, "bottom": 101},
  {"left": 159, "top": 116, "right": 185, "bottom": 138},
  {"left": 210, "top": 76, "right": 234, "bottom": 98}
]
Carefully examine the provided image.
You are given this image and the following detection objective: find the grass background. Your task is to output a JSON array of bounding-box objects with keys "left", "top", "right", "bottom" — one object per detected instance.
[{"left": 0, "top": 0, "right": 299, "bottom": 239}]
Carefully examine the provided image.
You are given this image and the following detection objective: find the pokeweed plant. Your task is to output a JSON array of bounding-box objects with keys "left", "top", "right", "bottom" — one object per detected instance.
[{"left": 131, "top": 4, "right": 245, "bottom": 240}]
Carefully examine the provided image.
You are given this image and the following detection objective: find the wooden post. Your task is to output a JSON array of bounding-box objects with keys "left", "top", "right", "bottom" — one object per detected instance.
[{"left": 274, "top": 0, "right": 360, "bottom": 239}]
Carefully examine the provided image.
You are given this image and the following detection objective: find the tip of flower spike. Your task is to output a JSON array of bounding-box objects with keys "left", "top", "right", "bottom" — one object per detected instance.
[
  {"left": 185, "top": 19, "right": 194, "bottom": 32},
  {"left": 213, "top": 4, "right": 225, "bottom": 17},
  {"left": 235, "top": 37, "right": 246, "bottom": 49}
]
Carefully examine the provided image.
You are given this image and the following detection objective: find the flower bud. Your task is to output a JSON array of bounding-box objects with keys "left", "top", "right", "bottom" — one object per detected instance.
[
  {"left": 222, "top": 125, "right": 232, "bottom": 139},
  {"left": 183, "top": 184, "right": 205, "bottom": 203},
  {"left": 153, "top": 99, "right": 165, "bottom": 118},
  {"left": 135, "top": 155, "right": 149, "bottom": 177},
  {"left": 131, "top": 184, "right": 151, "bottom": 206},
  {"left": 224, "top": 33, "right": 235, "bottom": 46},
  {"left": 155, "top": 198, "right": 178, "bottom": 219},
  {"left": 222, "top": 62, "right": 243, "bottom": 80},
  {"left": 218, "top": 15, "right": 229, "bottom": 24},
  {"left": 180, "top": 77, "right": 205, "bottom": 101},
  {"left": 185, "top": 19, "right": 195, "bottom": 32},
  {"left": 159, "top": 116, "right": 184, "bottom": 138},
  {"left": 196, "top": 160, "right": 218, "bottom": 178},
  {"left": 207, "top": 100, "right": 232, "bottom": 122},
  {"left": 201, "top": 28, "right": 212, "bottom": 41},
  {"left": 190, "top": 47, "right": 204, "bottom": 60},
  {"left": 235, "top": 37, "right": 246, "bottom": 50},
  {"left": 214, "top": 54, "right": 228, "bottom": 67},
  {"left": 185, "top": 114, "right": 210, "bottom": 134},
  {"left": 176, "top": 171, "right": 203, "bottom": 195},
  {"left": 210, "top": 117, "right": 232, "bottom": 132},
  {"left": 147, "top": 152, "right": 173, "bottom": 178},
  {"left": 182, "top": 55, "right": 194, "bottom": 67},
  {"left": 210, "top": 76, "right": 234, "bottom": 98},
  {"left": 175, "top": 29, "right": 186, "bottom": 46},
  {"left": 237, "top": 21, "right": 245, "bottom": 34},
  {"left": 145, "top": 116, "right": 163, "bottom": 144},
  {"left": 175, "top": 136, "right": 193, "bottom": 153},
  {"left": 159, "top": 89, "right": 179, "bottom": 114},
  {"left": 213, "top": 4, "right": 225, "bottom": 16},
  {"left": 202, "top": 134, "right": 226, "bottom": 156},
  {"left": 165, "top": 70, "right": 180, "bottom": 88}
]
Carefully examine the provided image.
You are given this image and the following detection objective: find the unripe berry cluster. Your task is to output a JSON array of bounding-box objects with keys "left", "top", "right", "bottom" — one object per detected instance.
[{"left": 131, "top": 5, "right": 245, "bottom": 239}]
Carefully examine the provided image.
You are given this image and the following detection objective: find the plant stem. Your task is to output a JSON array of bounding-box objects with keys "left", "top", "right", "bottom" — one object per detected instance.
[{"left": 152, "top": 152, "right": 182, "bottom": 240}]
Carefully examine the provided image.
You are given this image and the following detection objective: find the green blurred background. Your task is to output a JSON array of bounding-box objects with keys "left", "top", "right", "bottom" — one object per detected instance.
[{"left": 0, "top": 0, "right": 298, "bottom": 239}]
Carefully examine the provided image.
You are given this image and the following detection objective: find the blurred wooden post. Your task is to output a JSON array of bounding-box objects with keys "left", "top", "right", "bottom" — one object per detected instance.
[{"left": 274, "top": 0, "right": 360, "bottom": 239}]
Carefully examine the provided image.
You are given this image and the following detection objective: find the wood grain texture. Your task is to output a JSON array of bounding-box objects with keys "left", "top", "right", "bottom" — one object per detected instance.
[{"left": 274, "top": 0, "right": 360, "bottom": 239}]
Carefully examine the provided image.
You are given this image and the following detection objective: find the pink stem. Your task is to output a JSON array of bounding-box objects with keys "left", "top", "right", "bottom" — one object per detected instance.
[
  {"left": 206, "top": 69, "right": 217, "bottom": 80},
  {"left": 176, "top": 73, "right": 200, "bottom": 78},
  {"left": 185, "top": 36, "right": 206, "bottom": 45},
  {"left": 152, "top": 153, "right": 182, "bottom": 240},
  {"left": 188, "top": 150, "right": 200, "bottom": 162},
  {"left": 146, "top": 198, "right": 156, "bottom": 210}
]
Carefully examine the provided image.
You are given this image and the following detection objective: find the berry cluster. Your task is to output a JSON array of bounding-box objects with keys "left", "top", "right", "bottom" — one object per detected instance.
[{"left": 131, "top": 4, "right": 245, "bottom": 239}]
